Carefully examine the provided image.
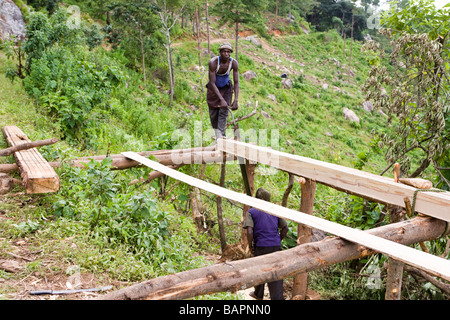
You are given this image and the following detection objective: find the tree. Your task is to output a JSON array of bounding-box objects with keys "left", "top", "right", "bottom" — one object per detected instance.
[
  {"left": 153, "top": 0, "right": 185, "bottom": 106},
  {"left": 108, "top": 0, "right": 160, "bottom": 86},
  {"left": 307, "top": 0, "right": 367, "bottom": 40},
  {"left": 362, "top": 0, "right": 449, "bottom": 187},
  {"left": 212, "top": 0, "right": 268, "bottom": 60}
]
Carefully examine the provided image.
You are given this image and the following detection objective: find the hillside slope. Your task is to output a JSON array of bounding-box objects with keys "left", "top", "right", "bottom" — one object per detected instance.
[{"left": 0, "top": 12, "right": 409, "bottom": 300}]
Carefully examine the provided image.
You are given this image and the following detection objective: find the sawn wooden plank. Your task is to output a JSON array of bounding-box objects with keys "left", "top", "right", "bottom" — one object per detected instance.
[
  {"left": 2, "top": 126, "right": 60, "bottom": 194},
  {"left": 216, "top": 139, "right": 450, "bottom": 222}
]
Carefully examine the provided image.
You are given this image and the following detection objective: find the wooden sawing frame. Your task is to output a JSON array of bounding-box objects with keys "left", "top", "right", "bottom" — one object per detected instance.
[{"left": 122, "top": 150, "right": 450, "bottom": 281}]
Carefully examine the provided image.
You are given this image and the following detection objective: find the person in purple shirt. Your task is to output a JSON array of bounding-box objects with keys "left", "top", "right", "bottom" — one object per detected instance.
[{"left": 243, "top": 187, "right": 289, "bottom": 300}]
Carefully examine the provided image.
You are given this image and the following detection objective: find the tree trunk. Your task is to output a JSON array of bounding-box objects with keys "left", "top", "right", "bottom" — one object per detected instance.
[
  {"left": 349, "top": 13, "right": 354, "bottom": 82},
  {"left": 97, "top": 216, "right": 449, "bottom": 300},
  {"left": 275, "top": 0, "right": 279, "bottom": 29},
  {"left": 196, "top": 6, "right": 201, "bottom": 67},
  {"left": 235, "top": 15, "right": 239, "bottom": 61},
  {"left": 138, "top": 23, "right": 146, "bottom": 86},
  {"left": 205, "top": 0, "right": 210, "bottom": 54}
]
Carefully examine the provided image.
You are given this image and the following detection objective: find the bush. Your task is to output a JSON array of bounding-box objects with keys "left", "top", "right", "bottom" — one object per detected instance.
[{"left": 19, "top": 10, "right": 125, "bottom": 148}]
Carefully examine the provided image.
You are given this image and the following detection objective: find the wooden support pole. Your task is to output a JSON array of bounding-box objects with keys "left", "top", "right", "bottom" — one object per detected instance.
[
  {"left": 97, "top": 216, "right": 449, "bottom": 300},
  {"left": 292, "top": 178, "right": 316, "bottom": 300},
  {"left": 385, "top": 205, "right": 404, "bottom": 300},
  {"left": 217, "top": 162, "right": 227, "bottom": 251},
  {"left": 385, "top": 163, "right": 405, "bottom": 300},
  {"left": 240, "top": 160, "right": 255, "bottom": 250}
]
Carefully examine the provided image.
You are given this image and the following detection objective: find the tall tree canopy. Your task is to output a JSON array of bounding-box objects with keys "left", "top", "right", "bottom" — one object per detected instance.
[{"left": 362, "top": 0, "right": 450, "bottom": 188}]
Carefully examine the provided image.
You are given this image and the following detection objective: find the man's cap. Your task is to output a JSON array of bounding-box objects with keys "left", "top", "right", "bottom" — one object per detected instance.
[{"left": 219, "top": 42, "right": 233, "bottom": 52}]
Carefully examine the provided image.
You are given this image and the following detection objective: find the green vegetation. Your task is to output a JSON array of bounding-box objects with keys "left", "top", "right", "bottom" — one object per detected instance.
[{"left": 0, "top": 0, "right": 448, "bottom": 300}]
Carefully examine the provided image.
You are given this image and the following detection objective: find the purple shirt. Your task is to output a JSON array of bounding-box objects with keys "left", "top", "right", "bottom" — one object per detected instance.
[{"left": 244, "top": 208, "right": 287, "bottom": 247}]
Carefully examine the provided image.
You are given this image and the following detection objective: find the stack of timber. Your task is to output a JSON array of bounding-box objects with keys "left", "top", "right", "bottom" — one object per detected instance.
[{"left": 2, "top": 126, "right": 60, "bottom": 194}]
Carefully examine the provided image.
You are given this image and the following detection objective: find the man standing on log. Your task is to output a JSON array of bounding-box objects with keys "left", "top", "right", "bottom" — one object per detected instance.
[
  {"left": 243, "top": 187, "right": 289, "bottom": 300},
  {"left": 206, "top": 42, "right": 239, "bottom": 140}
]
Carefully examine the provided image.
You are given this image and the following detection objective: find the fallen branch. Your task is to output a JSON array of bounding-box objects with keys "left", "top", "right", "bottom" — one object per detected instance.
[
  {"left": 226, "top": 101, "right": 258, "bottom": 128},
  {"left": 96, "top": 216, "right": 449, "bottom": 300},
  {"left": 404, "top": 265, "right": 450, "bottom": 295},
  {"left": 0, "top": 138, "right": 59, "bottom": 157}
]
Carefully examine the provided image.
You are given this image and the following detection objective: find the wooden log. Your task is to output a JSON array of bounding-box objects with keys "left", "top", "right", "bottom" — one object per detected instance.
[
  {"left": 2, "top": 126, "right": 60, "bottom": 194},
  {"left": 121, "top": 152, "right": 450, "bottom": 281},
  {"left": 0, "top": 150, "right": 235, "bottom": 173},
  {"left": 97, "top": 216, "right": 449, "bottom": 300},
  {"left": 216, "top": 139, "right": 450, "bottom": 222},
  {"left": 385, "top": 206, "right": 404, "bottom": 300},
  {"left": 399, "top": 178, "right": 433, "bottom": 190},
  {"left": 385, "top": 164, "right": 405, "bottom": 300},
  {"left": 0, "top": 138, "right": 58, "bottom": 157},
  {"left": 292, "top": 178, "right": 316, "bottom": 300},
  {"left": 240, "top": 160, "right": 255, "bottom": 250}
]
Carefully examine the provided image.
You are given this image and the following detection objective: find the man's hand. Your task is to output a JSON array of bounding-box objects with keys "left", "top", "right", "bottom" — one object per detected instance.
[
  {"left": 230, "top": 100, "right": 238, "bottom": 110},
  {"left": 219, "top": 98, "right": 229, "bottom": 107}
]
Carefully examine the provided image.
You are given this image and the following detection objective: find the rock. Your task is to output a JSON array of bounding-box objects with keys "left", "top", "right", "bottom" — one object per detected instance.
[
  {"left": 246, "top": 35, "right": 261, "bottom": 47},
  {"left": 242, "top": 70, "right": 257, "bottom": 81},
  {"left": 281, "top": 78, "right": 292, "bottom": 89},
  {"left": 0, "top": 173, "right": 13, "bottom": 195},
  {"left": 267, "top": 94, "right": 277, "bottom": 103},
  {"left": 0, "top": 0, "right": 26, "bottom": 41},
  {"left": 365, "top": 34, "right": 372, "bottom": 41},
  {"left": 321, "top": 83, "right": 329, "bottom": 90},
  {"left": 280, "top": 73, "right": 288, "bottom": 78},
  {"left": 0, "top": 259, "right": 23, "bottom": 273},
  {"left": 343, "top": 107, "right": 360, "bottom": 123},
  {"left": 362, "top": 100, "right": 374, "bottom": 112},
  {"left": 327, "top": 58, "right": 340, "bottom": 67},
  {"left": 261, "top": 110, "right": 271, "bottom": 119}
]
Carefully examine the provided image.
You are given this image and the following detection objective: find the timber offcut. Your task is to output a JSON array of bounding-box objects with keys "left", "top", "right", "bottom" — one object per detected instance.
[{"left": 2, "top": 126, "right": 60, "bottom": 194}]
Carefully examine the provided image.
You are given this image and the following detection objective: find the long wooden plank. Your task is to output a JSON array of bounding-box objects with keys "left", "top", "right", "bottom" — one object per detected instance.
[
  {"left": 122, "top": 152, "right": 450, "bottom": 281},
  {"left": 216, "top": 139, "right": 450, "bottom": 222},
  {"left": 2, "top": 126, "right": 60, "bottom": 194}
]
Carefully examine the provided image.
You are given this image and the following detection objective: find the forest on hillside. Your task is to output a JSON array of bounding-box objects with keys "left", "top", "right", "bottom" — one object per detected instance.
[{"left": 0, "top": 0, "right": 449, "bottom": 300}]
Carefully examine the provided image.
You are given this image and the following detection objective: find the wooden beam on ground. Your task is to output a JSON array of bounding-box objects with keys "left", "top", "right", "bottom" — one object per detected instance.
[
  {"left": 97, "top": 216, "right": 449, "bottom": 300},
  {"left": 121, "top": 152, "right": 450, "bottom": 282},
  {"left": 2, "top": 126, "right": 60, "bottom": 194},
  {"left": 216, "top": 139, "right": 450, "bottom": 222}
]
